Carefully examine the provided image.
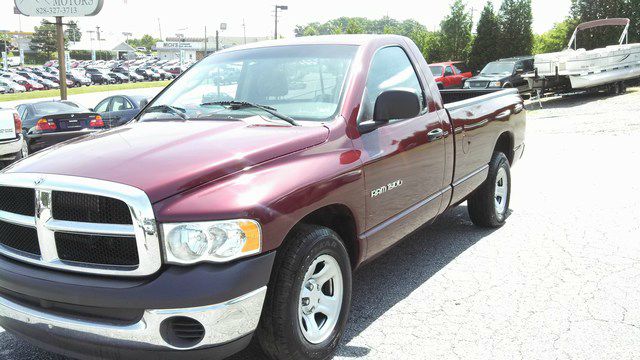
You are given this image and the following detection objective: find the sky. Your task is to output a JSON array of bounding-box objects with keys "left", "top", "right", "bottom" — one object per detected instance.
[{"left": 0, "top": 0, "right": 572, "bottom": 42}]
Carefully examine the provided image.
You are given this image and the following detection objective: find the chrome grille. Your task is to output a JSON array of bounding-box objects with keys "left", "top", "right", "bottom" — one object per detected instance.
[{"left": 0, "top": 173, "right": 161, "bottom": 277}]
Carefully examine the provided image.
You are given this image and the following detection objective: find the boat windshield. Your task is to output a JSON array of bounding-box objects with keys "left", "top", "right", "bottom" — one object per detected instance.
[{"left": 481, "top": 62, "right": 515, "bottom": 76}]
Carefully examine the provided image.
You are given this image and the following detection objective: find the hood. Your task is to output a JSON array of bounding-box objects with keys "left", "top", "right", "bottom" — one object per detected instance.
[
  {"left": 8, "top": 120, "right": 329, "bottom": 202},
  {"left": 468, "top": 74, "right": 511, "bottom": 82}
]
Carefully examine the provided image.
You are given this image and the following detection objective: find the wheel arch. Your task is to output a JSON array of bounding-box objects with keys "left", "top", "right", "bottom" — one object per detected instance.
[
  {"left": 494, "top": 131, "right": 515, "bottom": 164},
  {"left": 293, "top": 204, "right": 362, "bottom": 270}
]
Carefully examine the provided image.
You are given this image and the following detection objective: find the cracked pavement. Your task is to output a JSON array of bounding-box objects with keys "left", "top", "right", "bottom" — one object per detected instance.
[{"left": 2, "top": 88, "right": 640, "bottom": 359}]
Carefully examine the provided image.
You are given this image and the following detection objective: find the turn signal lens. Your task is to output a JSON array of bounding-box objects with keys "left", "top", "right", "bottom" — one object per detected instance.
[
  {"left": 13, "top": 113, "right": 22, "bottom": 135},
  {"left": 90, "top": 116, "right": 105, "bottom": 128},
  {"left": 35, "top": 118, "right": 57, "bottom": 132}
]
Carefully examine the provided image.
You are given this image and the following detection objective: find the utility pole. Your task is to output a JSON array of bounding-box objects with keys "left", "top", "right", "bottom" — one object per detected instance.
[
  {"left": 216, "top": 30, "right": 219, "bottom": 52},
  {"left": 204, "top": 26, "right": 207, "bottom": 56},
  {"left": 56, "top": 17, "right": 68, "bottom": 100},
  {"left": 274, "top": 5, "right": 288, "bottom": 39},
  {"left": 96, "top": 26, "right": 101, "bottom": 41},
  {"left": 157, "top": 18, "right": 163, "bottom": 40},
  {"left": 243, "top": 19, "right": 247, "bottom": 44}
]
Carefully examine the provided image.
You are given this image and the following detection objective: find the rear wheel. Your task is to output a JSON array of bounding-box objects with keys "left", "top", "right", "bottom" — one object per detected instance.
[
  {"left": 468, "top": 152, "right": 511, "bottom": 228},
  {"left": 257, "top": 225, "right": 352, "bottom": 360}
]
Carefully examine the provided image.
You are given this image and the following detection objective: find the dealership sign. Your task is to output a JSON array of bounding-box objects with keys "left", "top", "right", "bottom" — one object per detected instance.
[{"left": 14, "top": 0, "right": 104, "bottom": 17}]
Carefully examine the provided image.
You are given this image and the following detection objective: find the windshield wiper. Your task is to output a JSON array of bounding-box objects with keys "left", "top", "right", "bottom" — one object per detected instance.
[
  {"left": 200, "top": 101, "right": 299, "bottom": 126},
  {"left": 145, "top": 104, "right": 188, "bottom": 120}
]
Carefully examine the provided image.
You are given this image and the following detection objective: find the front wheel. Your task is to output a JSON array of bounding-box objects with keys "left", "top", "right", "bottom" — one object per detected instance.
[
  {"left": 468, "top": 152, "right": 511, "bottom": 228},
  {"left": 257, "top": 225, "right": 352, "bottom": 360}
]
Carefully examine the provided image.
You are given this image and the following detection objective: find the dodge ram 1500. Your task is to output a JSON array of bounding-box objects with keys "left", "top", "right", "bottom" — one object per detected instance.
[{"left": 0, "top": 35, "right": 525, "bottom": 360}]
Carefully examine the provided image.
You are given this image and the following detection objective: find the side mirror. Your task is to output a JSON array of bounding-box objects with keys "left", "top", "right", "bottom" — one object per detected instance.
[
  {"left": 359, "top": 90, "right": 421, "bottom": 134},
  {"left": 515, "top": 68, "right": 524, "bottom": 75},
  {"left": 139, "top": 99, "right": 149, "bottom": 108}
]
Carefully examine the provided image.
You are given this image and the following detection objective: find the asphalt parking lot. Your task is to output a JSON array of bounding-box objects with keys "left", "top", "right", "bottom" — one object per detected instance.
[{"left": 1, "top": 88, "right": 640, "bottom": 359}]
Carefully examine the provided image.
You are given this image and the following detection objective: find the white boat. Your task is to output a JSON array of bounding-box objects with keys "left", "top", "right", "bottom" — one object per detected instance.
[{"left": 526, "top": 18, "right": 640, "bottom": 91}]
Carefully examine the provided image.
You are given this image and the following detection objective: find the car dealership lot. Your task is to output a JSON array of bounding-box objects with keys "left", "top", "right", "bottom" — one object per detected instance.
[{"left": 1, "top": 88, "right": 640, "bottom": 359}]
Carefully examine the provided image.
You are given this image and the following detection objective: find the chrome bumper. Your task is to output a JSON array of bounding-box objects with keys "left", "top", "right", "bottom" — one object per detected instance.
[
  {"left": 0, "top": 135, "right": 22, "bottom": 159},
  {"left": 0, "top": 286, "right": 267, "bottom": 351}
]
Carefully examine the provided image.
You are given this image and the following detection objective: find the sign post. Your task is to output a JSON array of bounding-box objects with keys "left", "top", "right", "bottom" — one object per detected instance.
[
  {"left": 55, "top": 17, "right": 68, "bottom": 99},
  {"left": 14, "top": 0, "right": 104, "bottom": 100}
]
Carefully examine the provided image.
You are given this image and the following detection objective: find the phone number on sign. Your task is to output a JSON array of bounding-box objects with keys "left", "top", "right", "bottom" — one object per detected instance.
[{"left": 35, "top": 7, "right": 80, "bottom": 15}]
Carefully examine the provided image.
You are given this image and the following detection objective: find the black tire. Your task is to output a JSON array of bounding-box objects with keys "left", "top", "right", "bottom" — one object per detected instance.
[
  {"left": 257, "top": 225, "right": 352, "bottom": 360},
  {"left": 468, "top": 152, "right": 511, "bottom": 228}
]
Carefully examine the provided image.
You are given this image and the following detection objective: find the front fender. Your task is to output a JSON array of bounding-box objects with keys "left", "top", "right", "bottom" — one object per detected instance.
[{"left": 153, "top": 137, "right": 366, "bottom": 253}]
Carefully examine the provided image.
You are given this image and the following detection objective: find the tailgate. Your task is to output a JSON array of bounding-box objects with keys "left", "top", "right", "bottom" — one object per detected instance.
[{"left": 0, "top": 110, "right": 16, "bottom": 141}]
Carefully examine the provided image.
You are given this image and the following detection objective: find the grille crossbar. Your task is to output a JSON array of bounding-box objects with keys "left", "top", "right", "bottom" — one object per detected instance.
[{"left": 0, "top": 174, "right": 162, "bottom": 277}]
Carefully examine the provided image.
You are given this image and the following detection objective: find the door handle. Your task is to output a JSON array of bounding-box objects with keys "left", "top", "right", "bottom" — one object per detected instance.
[{"left": 427, "top": 128, "right": 445, "bottom": 141}]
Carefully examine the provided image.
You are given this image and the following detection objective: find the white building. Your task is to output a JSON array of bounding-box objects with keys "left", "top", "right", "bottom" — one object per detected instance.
[{"left": 156, "top": 36, "right": 270, "bottom": 61}]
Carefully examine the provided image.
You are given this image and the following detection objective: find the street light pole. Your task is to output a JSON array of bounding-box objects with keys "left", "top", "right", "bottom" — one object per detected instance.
[
  {"left": 55, "top": 17, "right": 68, "bottom": 100},
  {"left": 274, "top": 5, "right": 288, "bottom": 39}
]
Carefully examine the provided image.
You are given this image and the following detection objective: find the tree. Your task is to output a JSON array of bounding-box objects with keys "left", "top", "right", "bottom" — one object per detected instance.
[
  {"left": 345, "top": 18, "right": 365, "bottom": 34},
  {"left": 469, "top": 2, "right": 501, "bottom": 71},
  {"left": 30, "top": 20, "right": 62, "bottom": 58},
  {"left": 439, "top": 0, "right": 473, "bottom": 61},
  {"left": 65, "top": 21, "right": 82, "bottom": 42},
  {"left": 627, "top": 0, "right": 640, "bottom": 43},
  {"left": 0, "top": 33, "right": 11, "bottom": 53},
  {"left": 127, "top": 35, "right": 160, "bottom": 51},
  {"left": 499, "top": 0, "right": 534, "bottom": 58},
  {"left": 570, "top": 0, "right": 627, "bottom": 49},
  {"left": 533, "top": 18, "right": 578, "bottom": 54}
]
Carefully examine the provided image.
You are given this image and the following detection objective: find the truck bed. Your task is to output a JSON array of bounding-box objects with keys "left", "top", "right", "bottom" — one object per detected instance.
[{"left": 440, "top": 88, "right": 518, "bottom": 109}]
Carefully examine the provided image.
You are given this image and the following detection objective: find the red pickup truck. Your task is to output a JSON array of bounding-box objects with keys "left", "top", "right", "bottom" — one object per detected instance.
[
  {"left": 430, "top": 61, "right": 474, "bottom": 89},
  {"left": 0, "top": 35, "right": 525, "bottom": 360}
]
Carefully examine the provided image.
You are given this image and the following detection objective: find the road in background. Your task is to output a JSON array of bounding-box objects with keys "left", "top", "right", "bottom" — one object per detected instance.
[{"left": 1, "top": 88, "right": 640, "bottom": 360}]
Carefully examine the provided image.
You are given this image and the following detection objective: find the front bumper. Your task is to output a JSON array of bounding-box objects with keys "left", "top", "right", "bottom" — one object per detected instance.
[
  {"left": 0, "top": 287, "right": 266, "bottom": 352},
  {"left": 0, "top": 251, "right": 275, "bottom": 358},
  {"left": 0, "top": 135, "right": 23, "bottom": 160}
]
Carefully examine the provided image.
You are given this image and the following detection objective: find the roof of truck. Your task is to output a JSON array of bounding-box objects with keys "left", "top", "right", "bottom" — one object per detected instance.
[{"left": 218, "top": 34, "right": 406, "bottom": 53}]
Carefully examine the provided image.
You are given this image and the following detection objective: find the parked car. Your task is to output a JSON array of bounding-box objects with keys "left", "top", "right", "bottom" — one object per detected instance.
[
  {"left": 38, "top": 78, "right": 60, "bottom": 90},
  {"left": 0, "top": 79, "right": 26, "bottom": 93},
  {"left": 464, "top": 56, "right": 535, "bottom": 93},
  {"left": 0, "top": 108, "right": 27, "bottom": 167},
  {"left": 0, "top": 35, "right": 525, "bottom": 360},
  {"left": 14, "top": 101, "right": 106, "bottom": 154},
  {"left": 93, "top": 95, "right": 149, "bottom": 127},
  {"left": 16, "top": 79, "right": 44, "bottom": 92},
  {"left": 109, "top": 71, "right": 130, "bottom": 84},
  {"left": 135, "top": 67, "right": 160, "bottom": 81},
  {"left": 429, "top": 61, "right": 473, "bottom": 89},
  {"left": 67, "top": 71, "right": 92, "bottom": 87},
  {"left": 85, "top": 68, "right": 116, "bottom": 85}
]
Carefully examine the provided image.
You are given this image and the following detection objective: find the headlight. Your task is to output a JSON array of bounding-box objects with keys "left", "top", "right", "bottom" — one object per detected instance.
[
  {"left": 489, "top": 81, "right": 502, "bottom": 87},
  {"left": 162, "top": 220, "right": 262, "bottom": 264}
]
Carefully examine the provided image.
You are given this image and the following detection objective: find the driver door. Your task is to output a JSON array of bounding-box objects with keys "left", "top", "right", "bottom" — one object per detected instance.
[{"left": 355, "top": 46, "right": 447, "bottom": 257}]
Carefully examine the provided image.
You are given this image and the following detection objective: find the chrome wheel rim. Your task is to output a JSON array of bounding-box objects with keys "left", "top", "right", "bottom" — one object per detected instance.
[
  {"left": 495, "top": 167, "right": 508, "bottom": 214},
  {"left": 298, "top": 254, "right": 343, "bottom": 344}
]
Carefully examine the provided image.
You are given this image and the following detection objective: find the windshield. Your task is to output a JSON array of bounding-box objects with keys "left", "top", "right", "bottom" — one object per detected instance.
[
  {"left": 429, "top": 66, "right": 443, "bottom": 77},
  {"left": 481, "top": 62, "right": 515, "bottom": 75},
  {"left": 140, "top": 44, "right": 358, "bottom": 123},
  {"left": 34, "top": 102, "right": 84, "bottom": 116}
]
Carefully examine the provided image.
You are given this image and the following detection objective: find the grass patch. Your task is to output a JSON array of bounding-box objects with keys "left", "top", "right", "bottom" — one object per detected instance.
[{"left": 0, "top": 80, "right": 170, "bottom": 103}]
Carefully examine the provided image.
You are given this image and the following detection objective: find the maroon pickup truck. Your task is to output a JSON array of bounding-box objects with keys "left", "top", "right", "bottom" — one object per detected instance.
[{"left": 0, "top": 35, "right": 525, "bottom": 360}]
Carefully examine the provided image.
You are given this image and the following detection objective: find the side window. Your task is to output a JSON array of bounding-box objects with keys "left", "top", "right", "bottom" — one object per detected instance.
[
  {"left": 94, "top": 98, "right": 111, "bottom": 113},
  {"left": 112, "top": 97, "right": 133, "bottom": 111},
  {"left": 360, "top": 46, "right": 425, "bottom": 122},
  {"left": 444, "top": 66, "right": 455, "bottom": 76}
]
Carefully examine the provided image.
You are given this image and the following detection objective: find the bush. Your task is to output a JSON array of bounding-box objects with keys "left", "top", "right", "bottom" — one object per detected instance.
[
  {"left": 69, "top": 50, "right": 115, "bottom": 61},
  {"left": 24, "top": 52, "right": 51, "bottom": 65}
]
